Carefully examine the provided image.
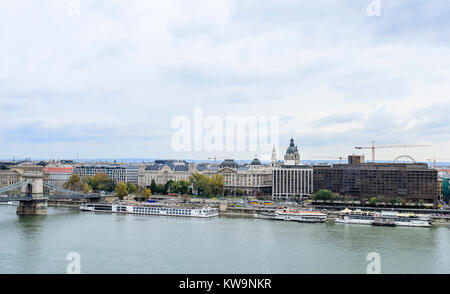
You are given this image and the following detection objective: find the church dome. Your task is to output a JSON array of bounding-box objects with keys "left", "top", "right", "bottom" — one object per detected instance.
[
  {"left": 286, "top": 138, "right": 298, "bottom": 154},
  {"left": 250, "top": 158, "right": 262, "bottom": 165}
]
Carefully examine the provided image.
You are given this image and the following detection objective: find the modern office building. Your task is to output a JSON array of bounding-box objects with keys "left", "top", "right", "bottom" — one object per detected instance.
[
  {"left": 271, "top": 138, "right": 313, "bottom": 200},
  {"left": 443, "top": 177, "right": 450, "bottom": 203},
  {"left": 272, "top": 165, "right": 314, "bottom": 200},
  {"left": 313, "top": 155, "right": 438, "bottom": 204},
  {"left": 74, "top": 164, "right": 139, "bottom": 185}
]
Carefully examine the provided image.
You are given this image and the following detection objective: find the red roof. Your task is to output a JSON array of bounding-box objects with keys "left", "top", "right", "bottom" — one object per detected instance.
[{"left": 43, "top": 167, "right": 73, "bottom": 173}]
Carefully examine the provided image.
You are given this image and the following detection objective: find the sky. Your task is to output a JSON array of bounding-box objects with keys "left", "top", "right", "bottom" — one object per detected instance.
[{"left": 1, "top": 0, "right": 450, "bottom": 162}]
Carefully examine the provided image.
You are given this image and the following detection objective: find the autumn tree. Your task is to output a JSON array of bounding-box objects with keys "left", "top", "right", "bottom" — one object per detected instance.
[
  {"left": 84, "top": 173, "right": 115, "bottom": 191},
  {"left": 63, "top": 174, "right": 89, "bottom": 192},
  {"left": 115, "top": 182, "right": 128, "bottom": 200},
  {"left": 126, "top": 182, "right": 137, "bottom": 194}
]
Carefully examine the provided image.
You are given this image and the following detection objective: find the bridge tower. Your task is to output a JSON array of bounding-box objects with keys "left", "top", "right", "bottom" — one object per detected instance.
[{"left": 11, "top": 165, "right": 47, "bottom": 215}]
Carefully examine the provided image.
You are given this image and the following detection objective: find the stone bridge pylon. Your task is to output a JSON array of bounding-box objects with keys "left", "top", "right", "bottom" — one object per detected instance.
[{"left": 15, "top": 166, "right": 47, "bottom": 215}]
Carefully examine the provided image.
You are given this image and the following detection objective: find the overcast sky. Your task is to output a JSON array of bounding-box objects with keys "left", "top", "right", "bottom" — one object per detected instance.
[{"left": 1, "top": 0, "right": 450, "bottom": 162}]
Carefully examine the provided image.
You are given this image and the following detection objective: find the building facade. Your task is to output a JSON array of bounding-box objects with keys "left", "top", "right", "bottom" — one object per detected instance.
[
  {"left": 272, "top": 165, "right": 314, "bottom": 200},
  {"left": 0, "top": 168, "right": 20, "bottom": 188},
  {"left": 443, "top": 177, "right": 450, "bottom": 203},
  {"left": 313, "top": 157, "right": 438, "bottom": 204},
  {"left": 43, "top": 166, "right": 73, "bottom": 187},
  {"left": 138, "top": 160, "right": 196, "bottom": 188},
  {"left": 200, "top": 158, "right": 272, "bottom": 196},
  {"left": 271, "top": 138, "right": 313, "bottom": 200},
  {"left": 284, "top": 138, "right": 300, "bottom": 165},
  {"left": 74, "top": 164, "right": 139, "bottom": 185}
]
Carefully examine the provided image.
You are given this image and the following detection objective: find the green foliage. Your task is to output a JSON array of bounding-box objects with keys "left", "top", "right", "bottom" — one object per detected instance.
[
  {"left": 369, "top": 197, "right": 377, "bottom": 206},
  {"left": 84, "top": 173, "right": 115, "bottom": 192},
  {"left": 170, "top": 180, "right": 190, "bottom": 195},
  {"left": 150, "top": 179, "right": 157, "bottom": 194},
  {"left": 165, "top": 180, "right": 174, "bottom": 193},
  {"left": 235, "top": 188, "right": 244, "bottom": 196},
  {"left": 63, "top": 174, "right": 89, "bottom": 192},
  {"left": 389, "top": 198, "right": 401, "bottom": 205},
  {"left": 189, "top": 172, "right": 224, "bottom": 197},
  {"left": 126, "top": 182, "right": 137, "bottom": 194},
  {"left": 313, "top": 189, "right": 332, "bottom": 201},
  {"left": 141, "top": 188, "right": 151, "bottom": 200},
  {"left": 115, "top": 182, "right": 128, "bottom": 199}
]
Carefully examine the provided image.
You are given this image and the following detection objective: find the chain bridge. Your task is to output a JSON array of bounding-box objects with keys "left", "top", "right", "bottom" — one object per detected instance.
[{"left": 0, "top": 171, "right": 101, "bottom": 215}]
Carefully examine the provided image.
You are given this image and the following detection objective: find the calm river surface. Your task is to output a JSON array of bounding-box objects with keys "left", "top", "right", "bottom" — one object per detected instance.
[{"left": 0, "top": 205, "right": 449, "bottom": 274}]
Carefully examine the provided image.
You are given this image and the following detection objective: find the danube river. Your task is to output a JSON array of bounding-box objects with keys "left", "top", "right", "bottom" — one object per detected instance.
[{"left": 0, "top": 205, "right": 449, "bottom": 274}]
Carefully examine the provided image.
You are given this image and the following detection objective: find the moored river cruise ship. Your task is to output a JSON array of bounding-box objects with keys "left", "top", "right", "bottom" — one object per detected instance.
[
  {"left": 80, "top": 203, "right": 218, "bottom": 218},
  {"left": 335, "top": 208, "right": 432, "bottom": 227},
  {"left": 255, "top": 208, "right": 327, "bottom": 223}
]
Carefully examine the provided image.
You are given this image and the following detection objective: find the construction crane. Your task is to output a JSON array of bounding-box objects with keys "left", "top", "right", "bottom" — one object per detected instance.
[
  {"left": 355, "top": 141, "right": 431, "bottom": 163},
  {"left": 207, "top": 156, "right": 218, "bottom": 166},
  {"left": 208, "top": 156, "right": 229, "bottom": 166}
]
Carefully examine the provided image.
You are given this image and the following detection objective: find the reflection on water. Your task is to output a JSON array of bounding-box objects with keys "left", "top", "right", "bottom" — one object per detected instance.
[{"left": 0, "top": 205, "right": 449, "bottom": 274}]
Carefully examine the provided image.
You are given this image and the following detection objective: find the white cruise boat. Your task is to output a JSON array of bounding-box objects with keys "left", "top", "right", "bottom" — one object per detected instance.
[
  {"left": 273, "top": 207, "right": 327, "bottom": 223},
  {"left": 335, "top": 208, "right": 432, "bottom": 227},
  {"left": 0, "top": 201, "right": 48, "bottom": 207},
  {"left": 379, "top": 211, "right": 431, "bottom": 227},
  {"left": 80, "top": 203, "right": 218, "bottom": 218},
  {"left": 0, "top": 201, "right": 20, "bottom": 206},
  {"left": 334, "top": 209, "right": 375, "bottom": 225},
  {"left": 254, "top": 212, "right": 277, "bottom": 220}
]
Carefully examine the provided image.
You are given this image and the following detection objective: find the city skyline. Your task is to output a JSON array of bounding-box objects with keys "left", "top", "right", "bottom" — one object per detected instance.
[{"left": 1, "top": 1, "right": 450, "bottom": 160}]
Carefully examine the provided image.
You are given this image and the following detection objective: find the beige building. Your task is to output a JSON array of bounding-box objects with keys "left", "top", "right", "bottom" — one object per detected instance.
[
  {"left": 139, "top": 160, "right": 197, "bottom": 188},
  {"left": 0, "top": 169, "right": 21, "bottom": 187},
  {"left": 201, "top": 158, "right": 272, "bottom": 197}
]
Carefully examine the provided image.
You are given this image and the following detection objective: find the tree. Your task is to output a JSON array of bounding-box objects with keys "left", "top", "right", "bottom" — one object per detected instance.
[
  {"left": 314, "top": 189, "right": 332, "bottom": 201},
  {"left": 82, "top": 182, "right": 91, "bottom": 194},
  {"left": 115, "top": 182, "right": 128, "bottom": 200},
  {"left": 369, "top": 197, "right": 377, "bottom": 206},
  {"left": 177, "top": 180, "right": 190, "bottom": 194},
  {"left": 127, "top": 182, "right": 137, "bottom": 194},
  {"left": 235, "top": 189, "right": 244, "bottom": 196},
  {"left": 189, "top": 173, "right": 204, "bottom": 195},
  {"left": 188, "top": 173, "right": 224, "bottom": 197},
  {"left": 164, "top": 180, "right": 174, "bottom": 194},
  {"left": 84, "top": 173, "right": 115, "bottom": 192},
  {"left": 142, "top": 188, "right": 151, "bottom": 200},
  {"left": 63, "top": 174, "right": 87, "bottom": 192},
  {"left": 150, "top": 179, "right": 157, "bottom": 194},
  {"left": 210, "top": 174, "right": 224, "bottom": 196}
]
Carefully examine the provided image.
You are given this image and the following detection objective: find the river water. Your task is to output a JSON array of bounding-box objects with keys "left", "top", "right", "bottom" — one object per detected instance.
[{"left": 0, "top": 205, "right": 449, "bottom": 274}]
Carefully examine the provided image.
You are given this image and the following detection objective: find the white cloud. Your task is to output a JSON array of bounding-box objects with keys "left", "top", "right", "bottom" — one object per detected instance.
[{"left": 1, "top": 0, "right": 449, "bottom": 160}]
